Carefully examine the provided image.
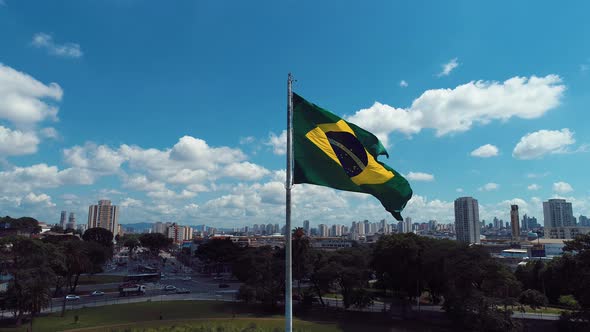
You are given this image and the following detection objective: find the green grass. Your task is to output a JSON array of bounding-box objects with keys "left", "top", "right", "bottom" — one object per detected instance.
[
  {"left": 511, "top": 305, "right": 567, "bottom": 315},
  {"left": 77, "top": 275, "right": 126, "bottom": 285},
  {"left": 64, "top": 318, "right": 339, "bottom": 332}
]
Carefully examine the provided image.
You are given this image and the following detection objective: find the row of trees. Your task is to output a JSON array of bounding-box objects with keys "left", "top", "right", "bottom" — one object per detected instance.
[
  {"left": 0, "top": 224, "right": 115, "bottom": 326},
  {"left": 196, "top": 230, "right": 590, "bottom": 331}
]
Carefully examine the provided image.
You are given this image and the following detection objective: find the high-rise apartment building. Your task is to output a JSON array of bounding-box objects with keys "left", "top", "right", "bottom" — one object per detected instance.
[
  {"left": 59, "top": 211, "right": 67, "bottom": 229},
  {"left": 542, "top": 198, "right": 586, "bottom": 239},
  {"left": 543, "top": 199, "right": 574, "bottom": 228},
  {"left": 87, "top": 200, "right": 119, "bottom": 234},
  {"left": 404, "top": 217, "right": 412, "bottom": 234},
  {"left": 66, "top": 212, "right": 76, "bottom": 230},
  {"left": 303, "top": 220, "right": 310, "bottom": 235},
  {"left": 454, "top": 197, "right": 480, "bottom": 244},
  {"left": 318, "top": 224, "right": 329, "bottom": 237},
  {"left": 510, "top": 205, "right": 520, "bottom": 241}
]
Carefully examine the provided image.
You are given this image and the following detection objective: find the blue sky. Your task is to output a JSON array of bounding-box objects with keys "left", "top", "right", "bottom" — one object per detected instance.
[{"left": 1, "top": 0, "right": 589, "bottom": 228}]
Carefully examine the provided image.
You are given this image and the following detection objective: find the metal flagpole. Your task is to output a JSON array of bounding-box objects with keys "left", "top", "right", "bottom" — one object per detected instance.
[{"left": 285, "top": 72, "right": 294, "bottom": 332}]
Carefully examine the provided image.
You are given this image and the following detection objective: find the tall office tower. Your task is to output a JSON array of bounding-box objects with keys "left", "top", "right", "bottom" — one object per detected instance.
[
  {"left": 318, "top": 224, "right": 329, "bottom": 237},
  {"left": 543, "top": 199, "right": 574, "bottom": 228},
  {"left": 274, "top": 223, "right": 280, "bottom": 234},
  {"left": 363, "top": 220, "right": 370, "bottom": 235},
  {"left": 60, "top": 211, "right": 67, "bottom": 229},
  {"left": 87, "top": 200, "right": 119, "bottom": 234},
  {"left": 66, "top": 212, "right": 76, "bottom": 230},
  {"left": 521, "top": 214, "right": 528, "bottom": 231},
  {"left": 303, "top": 220, "right": 310, "bottom": 235},
  {"left": 454, "top": 197, "right": 481, "bottom": 244},
  {"left": 580, "top": 215, "right": 590, "bottom": 227},
  {"left": 266, "top": 223, "right": 273, "bottom": 235},
  {"left": 510, "top": 205, "right": 520, "bottom": 241},
  {"left": 253, "top": 224, "right": 259, "bottom": 234},
  {"left": 404, "top": 217, "right": 412, "bottom": 234}
]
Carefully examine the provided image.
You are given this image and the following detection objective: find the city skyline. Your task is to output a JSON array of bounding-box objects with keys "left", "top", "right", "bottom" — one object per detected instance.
[{"left": 1, "top": 1, "right": 590, "bottom": 228}]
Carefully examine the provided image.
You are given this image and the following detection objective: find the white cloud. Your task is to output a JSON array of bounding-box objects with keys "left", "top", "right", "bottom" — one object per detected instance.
[
  {"left": 399, "top": 80, "right": 408, "bottom": 87},
  {"left": 120, "top": 197, "right": 143, "bottom": 208},
  {"left": 170, "top": 136, "right": 245, "bottom": 167},
  {"left": 406, "top": 172, "right": 435, "bottom": 182},
  {"left": 347, "top": 75, "right": 564, "bottom": 139},
  {"left": 239, "top": 136, "right": 255, "bottom": 145},
  {"left": 470, "top": 144, "right": 499, "bottom": 158},
  {"left": 0, "top": 163, "right": 97, "bottom": 194},
  {"left": 21, "top": 192, "right": 55, "bottom": 207},
  {"left": 40, "top": 127, "right": 58, "bottom": 139},
  {"left": 438, "top": 58, "right": 459, "bottom": 77},
  {"left": 513, "top": 128, "right": 575, "bottom": 159},
  {"left": 123, "top": 175, "right": 166, "bottom": 192},
  {"left": 0, "top": 63, "right": 62, "bottom": 127},
  {"left": 63, "top": 143, "right": 125, "bottom": 174},
  {"left": 222, "top": 162, "right": 270, "bottom": 181},
  {"left": 0, "top": 126, "right": 39, "bottom": 155},
  {"left": 456, "top": 188, "right": 464, "bottom": 193},
  {"left": 527, "top": 184, "right": 541, "bottom": 191},
  {"left": 31, "top": 33, "right": 83, "bottom": 58},
  {"left": 267, "top": 130, "right": 286, "bottom": 155},
  {"left": 553, "top": 181, "right": 573, "bottom": 194},
  {"left": 479, "top": 182, "right": 499, "bottom": 191}
]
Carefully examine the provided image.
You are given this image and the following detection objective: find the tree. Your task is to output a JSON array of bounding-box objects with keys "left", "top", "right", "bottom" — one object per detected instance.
[
  {"left": 331, "top": 248, "right": 373, "bottom": 309},
  {"left": 372, "top": 233, "right": 428, "bottom": 316},
  {"left": 61, "top": 239, "right": 91, "bottom": 293},
  {"left": 0, "top": 237, "right": 62, "bottom": 326},
  {"left": 232, "top": 246, "right": 284, "bottom": 307},
  {"left": 519, "top": 289, "right": 547, "bottom": 310},
  {"left": 139, "top": 233, "right": 172, "bottom": 257},
  {"left": 196, "top": 238, "right": 242, "bottom": 275},
  {"left": 82, "top": 227, "right": 114, "bottom": 248},
  {"left": 292, "top": 228, "right": 312, "bottom": 296}
]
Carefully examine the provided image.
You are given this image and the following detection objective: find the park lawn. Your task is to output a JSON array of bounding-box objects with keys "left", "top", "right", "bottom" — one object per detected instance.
[
  {"left": 510, "top": 305, "right": 568, "bottom": 315},
  {"left": 63, "top": 318, "right": 340, "bottom": 332},
  {"left": 0, "top": 301, "right": 250, "bottom": 332},
  {"left": 77, "top": 275, "right": 126, "bottom": 285}
]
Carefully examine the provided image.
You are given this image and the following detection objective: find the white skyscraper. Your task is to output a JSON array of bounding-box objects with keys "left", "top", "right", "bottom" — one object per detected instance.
[
  {"left": 543, "top": 199, "right": 574, "bottom": 228},
  {"left": 303, "top": 220, "right": 310, "bottom": 235},
  {"left": 404, "top": 217, "right": 412, "bottom": 234},
  {"left": 66, "top": 212, "right": 76, "bottom": 230},
  {"left": 59, "top": 211, "right": 67, "bottom": 229},
  {"left": 454, "top": 197, "right": 481, "bottom": 244},
  {"left": 87, "top": 200, "right": 119, "bottom": 234}
]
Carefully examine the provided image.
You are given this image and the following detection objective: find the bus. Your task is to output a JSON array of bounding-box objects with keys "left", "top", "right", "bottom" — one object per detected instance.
[{"left": 123, "top": 273, "right": 160, "bottom": 283}]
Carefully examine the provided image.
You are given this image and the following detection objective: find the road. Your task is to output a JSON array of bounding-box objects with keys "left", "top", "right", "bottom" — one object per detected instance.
[{"left": 52, "top": 274, "right": 240, "bottom": 312}]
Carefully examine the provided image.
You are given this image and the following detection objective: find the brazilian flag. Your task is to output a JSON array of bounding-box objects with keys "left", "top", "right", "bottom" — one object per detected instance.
[{"left": 293, "top": 93, "right": 412, "bottom": 221}]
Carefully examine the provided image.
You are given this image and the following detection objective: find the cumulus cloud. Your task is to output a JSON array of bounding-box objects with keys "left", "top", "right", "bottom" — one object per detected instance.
[
  {"left": 513, "top": 129, "right": 575, "bottom": 159},
  {"left": 399, "top": 80, "right": 408, "bottom": 87},
  {"left": 40, "top": 127, "right": 59, "bottom": 139},
  {"left": 31, "top": 33, "right": 83, "bottom": 58},
  {"left": 456, "top": 188, "right": 464, "bottom": 193},
  {"left": 64, "top": 143, "right": 125, "bottom": 174},
  {"left": 267, "top": 130, "right": 287, "bottom": 155},
  {"left": 347, "top": 75, "right": 564, "bottom": 140},
  {"left": 0, "top": 63, "right": 62, "bottom": 126},
  {"left": 553, "top": 181, "right": 573, "bottom": 194},
  {"left": 438, "top": 58, "right": 459, "bottom": 77},
  {"left": 479, "top": 182, "right": 499, "bottom": 191},
  {"left": 21, "top": 192, "right": 55, "bottom": 207},
  {"left": 406, "top": 172, "right": 435, "bottom": 182},
  {"left": 0, "top": 126, "right": 39, "bottom": 155},
  {"left": 120, "top": 197, "right": 143, "bottom": 208},
  {"left": 470, "top": 144, "right": 499, "bottom": 158},
  {"left": 0, "top": 163, "right": 96, "bottom": 194},
  {"left": 527, "top": 184, "right": 541, "bottom": 191}
]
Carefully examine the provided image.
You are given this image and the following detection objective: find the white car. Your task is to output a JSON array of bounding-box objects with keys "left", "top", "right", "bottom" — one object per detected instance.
[
  {"left": 163, "top": 285, "right": 176, "bottom": 291},
  {"left": 181, "top": 276, "right": 191, "bottom": 281},
  {"left": 91, "top": 290, "right": 105, "bottom": 296},
  {"left": 65, "top": 295, "right": 80, "bottom": 301}
]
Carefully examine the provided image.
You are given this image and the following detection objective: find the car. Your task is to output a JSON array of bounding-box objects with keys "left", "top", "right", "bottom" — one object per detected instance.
[
  {"left": 163, "top": 285, "right": 176, "bottom": 291},
  {"left": 65, "top": 295, "right": 80, "bottom": 301},
  {"left": 218, "top": 283, "right": 230, "bottom": 288},
  {"left": 90, "top": 290, "right": 105, "bottom": 296},
  {"left": 175, "top": 288, "right": 190, "bottom": 294},
  {"left": 181, "top": 276, "right": 191, "bottom": 281},
  {"left": 213, "top": 276, "right": 223, "bottom": 280}
]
